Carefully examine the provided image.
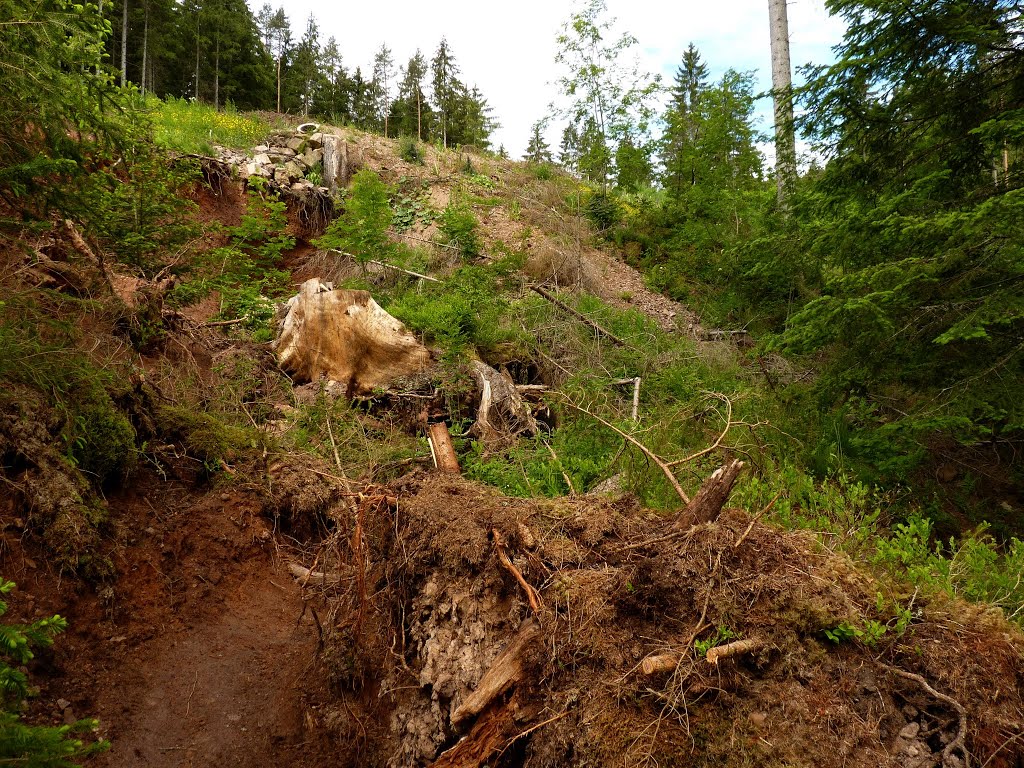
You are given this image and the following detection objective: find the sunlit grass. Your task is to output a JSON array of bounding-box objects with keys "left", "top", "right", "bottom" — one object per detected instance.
[{"left": 146, "top": 96, "right": 273, "bottom": 154}]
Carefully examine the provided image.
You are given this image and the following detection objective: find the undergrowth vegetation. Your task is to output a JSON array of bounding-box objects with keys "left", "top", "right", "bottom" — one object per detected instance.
[{"left": 148, "top": 96, "right": 276, "bottom": 155}]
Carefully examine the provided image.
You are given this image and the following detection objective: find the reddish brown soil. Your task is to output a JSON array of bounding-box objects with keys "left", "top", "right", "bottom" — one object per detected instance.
[{"left": 2, "top": 472, "right": 330, "bottom": 768}]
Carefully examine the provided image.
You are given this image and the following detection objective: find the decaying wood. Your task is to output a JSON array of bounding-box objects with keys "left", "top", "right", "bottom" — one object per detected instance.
[
  {"left": 428, "top": 422, "right": 461, "bottom": 474},
  {"left": 431, "top": 703, "right": 516, "bottom": 768},
  {"left": 641, "top": 653, "right": 681, "bottom": 675},
  {"left": 674, "top": 459, "right": 745, "bottom": 529},
  {"left": 492, "top": 529, "right": 542, "bottom": 615},
  {"left": 706, "top": 637, "right": 763, "bottom": 665},
  {"left": 471, "top": 360, "right": 539, "bottom": 443},
  {"left": 450, "top": 619, "right": 541, "bottom": 730},
  {"left": 274, "top": 278, "right": 431, "bottom": 395},
  {"left": 530, "top": 285, "right": 625, "bottom": 347},
  {"left": 367, "top": 258, "right": 441, "bottom": 283},
  {"left": 613, "top": 377, "right": 642, "bottom": 421}
]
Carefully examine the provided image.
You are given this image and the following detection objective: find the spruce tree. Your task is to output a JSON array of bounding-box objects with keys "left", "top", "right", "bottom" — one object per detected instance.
[{"left": 525, "top": 120, "right": 553, "bottom": 163}]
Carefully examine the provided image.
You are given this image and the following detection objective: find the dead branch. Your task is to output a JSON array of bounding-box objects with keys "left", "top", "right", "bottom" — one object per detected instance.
[
  {"left": 612, "top": 377, "right": 642, "bottom": 421},
  {"left": 674, "top": 459, "right": 745, "bottom": 529},
  {"left": 880, "top": 664, "right": 969, "bottom": 768},
  {"left": 493, "top": 529, "right": 543, "bottom": 614},
  {"left": 705, "top": 638, "right": 763, "bottom": 665},
  {"left": 450, "top": 620, "right": 541, "bottom": 730},
  {"left": 202, "top": 317, "right": 247, "bottom": 328},
  {"left": 733, "top": 491, "right": 783, "bottom": 549},
  {"left": 530, "top": 285, "right": 625, "bottom": 346},
  {"left": 642, "top": 654, "right": 681, "bottom": 676},
  {"left": 287, "top": 562, "right": 342, "bottom": 586},
  {"left": 327, "top": 248, "right": 442, "bottom": 282},
  {"left": 559, "top": 398, "right": 690, "bottom": 505},
  {"left": 666, "top": 393, "right": 733, "bottom": 468}
]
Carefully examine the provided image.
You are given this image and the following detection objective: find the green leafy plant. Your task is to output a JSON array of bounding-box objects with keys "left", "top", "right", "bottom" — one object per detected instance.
[
  {"left": 438, "top": 201, "right": 482, "bottom": 260},
  {"left": 316, "top": 169, "right": 395, "bottom": 264},
  {"left": 0, "top": 579, "right": 108, "bottom": 766},
  {"left": 694, "top": 625, "right": 737, "bottom": 656},
  {"left": 399, "top": 136, "right": 424, "bottom": 164}
]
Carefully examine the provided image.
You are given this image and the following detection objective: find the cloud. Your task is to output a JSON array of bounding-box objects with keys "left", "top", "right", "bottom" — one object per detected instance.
[{"left": 257, "top": 0, "right": 845, "bottom": 160}]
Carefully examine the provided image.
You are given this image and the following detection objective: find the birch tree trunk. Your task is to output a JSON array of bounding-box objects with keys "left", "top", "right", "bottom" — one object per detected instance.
[{"left": 768, "top": 0, "right": 796, "bottom": 204}]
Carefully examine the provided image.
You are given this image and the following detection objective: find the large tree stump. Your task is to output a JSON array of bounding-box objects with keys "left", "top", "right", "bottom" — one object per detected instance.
[
  {"left": 673, "top": 459, "right": 744, "bottom": 529},
  {"left": 274, "top": 278, "right": 431, "bottom": 395}
]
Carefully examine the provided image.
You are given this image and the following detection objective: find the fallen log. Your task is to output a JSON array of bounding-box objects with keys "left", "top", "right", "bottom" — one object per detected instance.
[
  {"left": 287, "top": 562, "right": 342, "bottom": 586},
  {"left": 451, "top": 620, "right": 541, "bottom": 730},
  {"left": 641, "top": 653, "right": 680, "bottom": 676},
  {"left": 673, "top": 459, "right": 744, "bottom": 529}
]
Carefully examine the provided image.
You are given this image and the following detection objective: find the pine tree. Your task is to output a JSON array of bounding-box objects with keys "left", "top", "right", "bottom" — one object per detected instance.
[
  {"left": 370, "top": 43, "right": 395, "bottom": 135},
  {"left": 431, "top": 38, "right": 459, "bottom": 148},
  {"left": 525, "top": 120, "right": 552, "bottom": 163},
  {"left": 390, "top": 50, "right": 430, "bottom": 140}
]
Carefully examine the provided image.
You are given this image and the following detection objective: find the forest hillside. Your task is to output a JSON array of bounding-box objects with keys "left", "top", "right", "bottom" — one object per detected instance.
[{"left": 1, "top": 0, "right": 1023, "bottom": 766}]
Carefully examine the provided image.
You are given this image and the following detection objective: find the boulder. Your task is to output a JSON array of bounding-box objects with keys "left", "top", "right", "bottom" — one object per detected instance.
[
  {"left": 286, "top": 136, "right": 306, "bottom": 152},
  {"left": 274, "top": 279, "right": 432, "bottom": 395},
  {"left": 306, "top": 133, "right": 325, "bottom": 149},
  {"left": 253, "top": 153, "right": 271, "bottom": 166},
  {"left": 282, "top": 160, "right": 305, "bottom": 180},
  {"left": 300, "top": 148, "right": 323, "bottom": 168}
]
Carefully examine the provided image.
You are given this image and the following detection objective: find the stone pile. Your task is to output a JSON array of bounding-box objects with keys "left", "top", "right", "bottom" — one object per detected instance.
[{"left": 216, "top": 125, "right": 339, "bottom": 195}]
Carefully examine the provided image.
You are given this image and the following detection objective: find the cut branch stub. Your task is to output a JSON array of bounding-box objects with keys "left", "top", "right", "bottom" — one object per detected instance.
[
  {"left": 673, "top": 459, "right": 745, "bottom": 529},
  {"left": 428, "top": 422, "right": 461, "bottom": 475}
]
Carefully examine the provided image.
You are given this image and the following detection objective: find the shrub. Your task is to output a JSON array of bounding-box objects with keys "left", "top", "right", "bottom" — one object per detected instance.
[
  {"left": 316, "top": 169, "right": 395, "bottom": 264},
  {"left": 399, "top": 136, "right": 424, "bottom": 164},
  {"left": 438, "top": 202, "right": 482, "bottom": 260}
]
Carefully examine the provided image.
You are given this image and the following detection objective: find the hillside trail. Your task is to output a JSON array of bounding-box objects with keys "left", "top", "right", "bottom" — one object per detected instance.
[{"left": 17, "top": 474, "right": 328, "bottom": 768}]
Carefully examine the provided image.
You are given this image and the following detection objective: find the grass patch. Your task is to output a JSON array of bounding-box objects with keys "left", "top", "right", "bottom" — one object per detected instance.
[{"left": 147, "top": 96, "right": 274, "bottom": 154}]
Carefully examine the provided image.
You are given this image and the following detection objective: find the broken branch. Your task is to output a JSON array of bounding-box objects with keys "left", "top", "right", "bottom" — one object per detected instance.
[
  {"left": 559, "top": 398, "right": 690, "bottom": 505},
  {"left": 706, "top": 637, "right": 763, "bottom": 665},
  {"left": 530, "top": 285, "right": 625, "bottom": 346},
  {"left": 674, "top": 459, "right": 744, "bottom": 529},
  {"left": 450, "top": 620, "right": 541, "bottom": 730}
]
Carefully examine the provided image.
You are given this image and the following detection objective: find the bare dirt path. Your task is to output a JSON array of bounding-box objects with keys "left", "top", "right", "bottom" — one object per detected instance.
[{"left": 7, "top": 474, "right": 329, "bottom": 768}]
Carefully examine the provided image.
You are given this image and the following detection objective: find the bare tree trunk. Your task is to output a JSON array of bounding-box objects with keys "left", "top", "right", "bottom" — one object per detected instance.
[
  {"left": 276, "top": 56, "right": 282, "bottom": 112},
  {"left": 140, "top": 0, "right": 148, "bottom": 95},
  {"left": 417, "top": 88, "right": 422, "bottom": 141},
  {"left": 768, "top": 0, "right": 796, "bottom": 205},
  {"left": 194, "top": 10, "right": 200, "bottom": 100},
  {"left": 120, "top": 0, "right": 128, "bottom": 87},
  {"left": 214, "top": 33, "right": 219, "bottom": 110}
]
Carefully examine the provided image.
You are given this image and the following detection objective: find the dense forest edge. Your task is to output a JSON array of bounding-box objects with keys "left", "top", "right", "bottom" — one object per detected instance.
[{"left": 1, "top": 0, "right": 1023, "bottom": 765}]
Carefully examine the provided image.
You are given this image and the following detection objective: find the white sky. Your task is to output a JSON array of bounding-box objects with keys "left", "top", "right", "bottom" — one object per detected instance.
[{"left": 257, "top": 0, "right": 846, "bottom": 159}]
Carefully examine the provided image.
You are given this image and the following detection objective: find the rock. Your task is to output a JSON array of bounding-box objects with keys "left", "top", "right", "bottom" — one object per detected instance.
[
  {"left": 253, "top": 153, "right": 271, "bottom": 165},
  {"left": 269, "top": 147, "right": 295, "bottom": 159},
  {"left": 273, "top": 167, "right": 290, "bottom": 184},
  {"left": 62, "top": 707, "right": 76, "bottom": 725},
  {"left": 300, "top": 148, "right": 323, "bottom": 168},
  {"left": 748, "top": 711, "right": 768, "bottom": 727},
  {"left": 899, "top": 722, "right": 921, "bottom": 739},
  {"left": 57, "top": 698, "right": 71, "bottom": 710},
  {"left": 253, "top": 144, "right": 269, "bottom": 153},
  {"left": 286, "top": 136, "right": 306, "bottom": 152},
  {"left": 282, "top": 160, "right": 304, "bottom": 180},
  {"left": 306, "top": 132, "right": 324, "bottom": 149}
]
